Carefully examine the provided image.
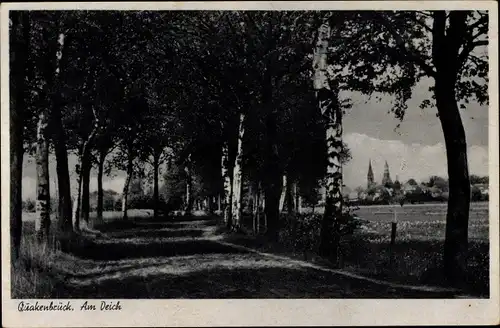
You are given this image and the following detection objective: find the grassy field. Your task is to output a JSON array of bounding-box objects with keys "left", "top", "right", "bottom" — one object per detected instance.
[
  {"left": 337, "top": 203, "right": 488, "bottom": 295},
  {"left": 354, "top": 202, "right": 489, "bottom": 241},
  {"left": 235, "top": 202, "right": 490, "bottom": 296}
]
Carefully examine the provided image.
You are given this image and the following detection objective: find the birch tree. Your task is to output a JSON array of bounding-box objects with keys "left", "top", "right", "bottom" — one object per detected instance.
[
  {"left": 35, "top": 104, "right": 51, "bottom": 243},
  {"left": 34, "top": 20, "right": 67, "bottom": 242},
  {"left": 230, "top": 113, "right": 245, "bottom": 230},
  {"left": 221, "top": 141, "right": 233, "bottom": 227},
  {"left": 312, "top": 21, "right": 344, "bottom": 261},
  {"left": 49, "top": 20, "right": 75, "bottom": 237},
  {"left": 184, "top": 153, "right": 193, "bottom": 216}
]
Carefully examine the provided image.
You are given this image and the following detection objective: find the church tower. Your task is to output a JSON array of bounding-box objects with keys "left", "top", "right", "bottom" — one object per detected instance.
[
  {"left": 394, "top": 175, "right": 401, "bottom": 191},
  {"left": 367, "top": 159, "right": 374, "bottom": 188},
  {"left": 382, "top": 160, "right": 392, "bottom": 186}
]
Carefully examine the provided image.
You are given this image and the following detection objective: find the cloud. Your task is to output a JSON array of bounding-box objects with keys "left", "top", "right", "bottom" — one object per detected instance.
[{"left": 343, "top": 133, "right": 489, "bottom": 189}]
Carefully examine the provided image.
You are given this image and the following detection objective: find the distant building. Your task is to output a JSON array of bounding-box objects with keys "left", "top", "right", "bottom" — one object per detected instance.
[
  {"left": 347, "top": 191, "right": 359, "bottom": 201},
  {"left": 393, "top": 175, "right": 401, "bottom": 191},
  {"left": 429, "top": 186, "right": 442, "bottom": 198},
  {"left": 367, "top": 159, "right": 375, "bottom": 189},
  {"left": 382, "top": 160, "right": 392, "bottom": 186},
  {"left": 473, "top": 183, "right": 489, "bottom": 196},
  {"left": 402, "top": 182, "right": 418, "bottom": 194}
]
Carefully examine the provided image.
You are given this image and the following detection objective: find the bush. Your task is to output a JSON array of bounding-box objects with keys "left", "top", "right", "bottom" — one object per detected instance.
[
  {"left": 279, "top": 213, "right": 321, "bottom": 254},
  {"left": 279, "top": 204, "right": 368, "bottom": 257}
]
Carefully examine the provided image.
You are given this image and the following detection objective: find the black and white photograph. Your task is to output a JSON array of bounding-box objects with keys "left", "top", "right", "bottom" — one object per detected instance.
[{"left": 1, "top": 1, "right": 499, "bottom": 327}]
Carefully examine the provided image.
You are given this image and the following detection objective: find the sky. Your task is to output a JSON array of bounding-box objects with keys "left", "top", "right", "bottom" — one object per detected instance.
[
  {"left": 342, "top": 78, "right": 489, "bottom": 189},
  {"left": 20, "top": 79, "right": 489, "bottom": 200}
]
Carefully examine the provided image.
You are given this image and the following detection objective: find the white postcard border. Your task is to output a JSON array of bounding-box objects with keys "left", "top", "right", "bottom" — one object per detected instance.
[{"left": 1, "top": 1, "right": 499, "bottom": 327}]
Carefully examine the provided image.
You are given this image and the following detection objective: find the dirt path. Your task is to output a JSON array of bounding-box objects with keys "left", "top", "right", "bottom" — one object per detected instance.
[{"left": 53, "top": 216, "right": 462, "bottom": 298}]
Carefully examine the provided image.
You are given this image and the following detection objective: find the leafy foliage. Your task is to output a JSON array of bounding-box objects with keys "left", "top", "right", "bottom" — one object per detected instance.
[{"left": 279, "top": 204, "right": 367, "bottom": 257}]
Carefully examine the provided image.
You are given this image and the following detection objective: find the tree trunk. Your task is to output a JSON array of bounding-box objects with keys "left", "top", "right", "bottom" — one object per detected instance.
[
  {"left": 435, "top": 75, "right": 471, "bottom": 285},
  {"left": 10, "top": 108, "right": 24, "bottom": 259},
  {"left": 76, "top": 116, "right": 99, "bottom": 228},
  {"left": 35, "top": 110, "right": 51, "bottom": 244},
  {"left": 279, "top": 175, "right": 287, "bottom": 213},
  {"left": 294, "top": 182, "right": 301, "bottom": 213},
  {"left": 96, "top": 149, "right": 106, "bottom": 226},
  {"left": 72, "top": 156, "right": 83, "bottom": 232},
  {"left": 49, "top": 30, "right": 72, "bottom": 237},
  {"left": 262, "top": 106, "right": 281, "bottom": 240},
  {"left": 80, "top": 148, "right": 96, "bottom": 228},
  {"left": 252, "top": 182, "right": 260, "bottom": 234},
  {"left": 52, "top": 108, "right": 73, "bottom": 234},
  {"left": 184, "top": 153, "right": 193, "bottom": 216},
  {"left": 432, "top": 11, "right": 471, "bottom": 286},
  {"left": 262, "top": 190, "right": 268, "bottom": 234},
  {"left": 319, "top": 100, "right": 343, "bottom": 262},
  {"left": 80, "top": 151, "right": 92, "bottom": 228},
  {"left": 122, "top": 153, "right": 133, "bottom": 220},
  {"left": 231, "top": 113, "right": 245, "bottom": 231},
  {"left": 261, "top": 62, "right": 281, "bottom": 240},
  {"left": 221, "top": 142, "right": 233, "bottom": 228},
  {"left": 208, "top": 196, "right": 214, "bottom": 215},
  {"left": 248, "top": 184, "right": 254, "bottom": 214},
  {"left": 10, "top": 12, "right": 30, "bottom": 259},
  {"left": 35, "top": 24, "right": 70, "bottom": 244},
  {"left": 264, "top": 177, "right": 281, "bottom": 241},
  {"left": 313, "top": 22, "right": 343, "bottom": 263},
  {"left": 287, "top": 179, "right": 296, "bottom": 215},
  {"left": 153, "top": 153, "right": 160, "bottom": 220}
]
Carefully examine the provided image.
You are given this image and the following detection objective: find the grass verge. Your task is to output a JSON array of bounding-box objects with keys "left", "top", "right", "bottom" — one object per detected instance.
[{"left": 235, "top": 213, "right": 489, "bottom": 297}]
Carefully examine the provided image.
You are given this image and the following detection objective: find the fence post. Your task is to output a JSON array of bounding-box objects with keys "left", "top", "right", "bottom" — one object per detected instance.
[
  {"left": 389, "top": 206, "right": 398, "bottom": 267},
  {"left": 391, "top": 207, "right": 397, "bottom": 245}
]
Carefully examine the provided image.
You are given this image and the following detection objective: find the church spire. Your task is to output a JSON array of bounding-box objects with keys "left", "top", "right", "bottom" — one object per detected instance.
[
  {"left": 382, "top": 160, "right": 392, "bottom": 186},
  {"left": 367, "top": 159, "right": 374, "bottom": 188}
]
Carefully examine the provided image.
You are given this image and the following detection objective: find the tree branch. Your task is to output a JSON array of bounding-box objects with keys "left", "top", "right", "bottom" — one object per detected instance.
[
  {"left": 431, "top": 11, "right": 447, "bottom": 71},
  {"left": 406, "top": 12, "right": 433, "bottom": 33},
  {"left": 375, "top": 13, "right": 436, "bottom": 77}
]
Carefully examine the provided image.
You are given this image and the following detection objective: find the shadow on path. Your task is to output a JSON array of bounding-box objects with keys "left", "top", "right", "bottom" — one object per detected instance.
[
  {"left": 58, "top": 265, "right": 457, "bottom": 299},
  {"left": 69, "top": 238, "right": 248, "bottom": 261},
  {"left": 106, "top": 229, "right": 206, "bottom": 239}
]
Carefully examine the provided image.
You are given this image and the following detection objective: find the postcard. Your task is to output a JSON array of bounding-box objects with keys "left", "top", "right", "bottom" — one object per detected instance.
[{"left": 1, "top": 1, "right": 498, "bottom": 326}]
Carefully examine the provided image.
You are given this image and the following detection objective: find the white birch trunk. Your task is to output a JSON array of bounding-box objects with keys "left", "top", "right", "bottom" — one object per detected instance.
[
  {"left": 72, "top": 158, "right": 83, "bottom": 231},
  {"left": 296, "top": 184, "right": 302, "bottom": 213},
  {"left": 35, "top": 32, "right": 66, "bottom": 242},
  {"left": 279, "top": 175, "right": 287, "bottom": 212},
  {"left": 260, "top": 184, "right": 266, "bottom": 233},
  {"left": 231, "top": 113, "right": 245, "bottom": 230},
  {"left": 313, "top": 21, "right": 343, "bottom": 259},
  {"left": 289, "top": 180, "right": 297, "bottom": 214},
  {"left": 35, "top": 111, "right": 51, "bottom": 242},
  {"left": 222, "top": 141, "right": 232, "bottom": 225},
  {"left": 122, "top": 155, "right": 133, "bottom": 220},
  {"left": 184, "top": 153, "right": 192, "bottom": 216},
  {"left": 252, "top": 189, "right": 257, "bottom": 234}
]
